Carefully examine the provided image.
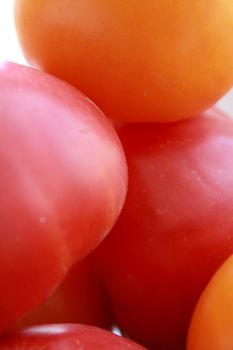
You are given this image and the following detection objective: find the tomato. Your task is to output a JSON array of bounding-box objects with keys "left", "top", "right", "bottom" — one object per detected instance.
[
  {"left": 93, "top": 110, "right": 233, "bottom": 350},
  {"left": 187, "top": 254, "right": 233, "bottom": 350},
  {"left": 14, "top": 0, "right": 233, "bottom": 123},
  {"left": 0, "top": 324, "right": 147, "bottom": 350},
  {"left": 16, "top": 258, "right": 111, "bottom": 329},
  {"left": 0, "top": 61, "right": 127, "bottom": 332}
]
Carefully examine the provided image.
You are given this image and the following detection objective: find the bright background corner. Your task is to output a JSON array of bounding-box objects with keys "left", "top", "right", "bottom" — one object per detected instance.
[{"left": 0, "top": 0, "right": 26, "bottom": 64}]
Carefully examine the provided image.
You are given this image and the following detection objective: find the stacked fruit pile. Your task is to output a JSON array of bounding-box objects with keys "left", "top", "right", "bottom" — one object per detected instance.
[{"left": 0, "top": 1, "right": 233, "bottom": 349}]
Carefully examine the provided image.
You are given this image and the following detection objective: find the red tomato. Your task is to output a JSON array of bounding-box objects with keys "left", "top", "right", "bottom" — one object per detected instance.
[
  {"left": 187, "top": 255, "right": 233, "bottom": 350},
  {"left": 14, "top": 0, "right": 233, "bottom": 122},
  {"left": 93, "top": 110, "right": 233, "bottom": 350},
  {"left": 16, "top": 258, "right": 111, "bottom": 329},
  {"left": 0, "top": 324, "right": 147, "bottom": 350},
  {"left": 0, "top": 62, "right": 127, "bottom": 332}
]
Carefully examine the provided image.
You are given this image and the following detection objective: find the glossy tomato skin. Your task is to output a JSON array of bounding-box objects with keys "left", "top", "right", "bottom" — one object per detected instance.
[
  {"left": 187, "top": 255, "right": 233, "bottom": 350},
  {"left": 16, "top": 258, "right": 111, "bottom": 329},
  {"left": 0, "top": 324, "right": 147, "bottom": 350},
  {"left": 14, "top": 0, "right": 233, "bottom": 122},
  {"left": 93, "top": 111, "right": 233, "bottom": 350},
  {"left": 0, "top": 62, "right": 127, "bottom": 332}
]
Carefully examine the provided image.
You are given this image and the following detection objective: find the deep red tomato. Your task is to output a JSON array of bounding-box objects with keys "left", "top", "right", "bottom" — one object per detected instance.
[
  {"left": 16, "top": 258, "right": 111, "bottom": 329},
  {"left": 0, "top": 324, "right": 147, "bottom": 350},
  {"left": 0, "top": 61, "right": 127, "bottom": 332},
  {"left": 93, "top": 110, "right": 233, "bottom": 350},
  {"left": 14, "top": 0, "right": 233, "bottom": 122},
  {"left": 187, "top": 254, "right": 233, "bottom": 350}
]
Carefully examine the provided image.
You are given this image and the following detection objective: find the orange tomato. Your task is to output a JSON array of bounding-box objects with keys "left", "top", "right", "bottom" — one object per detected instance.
[
  {"left": 14, "top": 0, "right": 233, "bottom": 122},
  {"left": 187, "top": 255, "right": 233, "bottom": 350}
]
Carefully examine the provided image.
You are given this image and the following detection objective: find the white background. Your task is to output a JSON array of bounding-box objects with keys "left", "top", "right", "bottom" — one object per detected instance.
[
  {"left": 0, "top": 0, "right": 232, "bottom": 114},
  {"left": 0, "top": 0, "right": 26, "bottom": 64}
]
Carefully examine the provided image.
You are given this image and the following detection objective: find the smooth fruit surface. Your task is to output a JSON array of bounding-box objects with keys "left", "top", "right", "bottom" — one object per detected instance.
[
  {"left": 0, "top": 61, "right": 127, "bottom": 332},
  {"left": 187, "top": 255, "right": 233, "bottom": 350},
  {"left": 94, "top": 110, "right": 233, "bottom": 349},
  {"left": 14, "top": 0, "right": 233, "bottom": 122},
  {"left": 17, "top": 258, "right": 111, "bottom": 329},
  {"left": 0, "top": 324, "right": 148, "bottom": 350}
]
